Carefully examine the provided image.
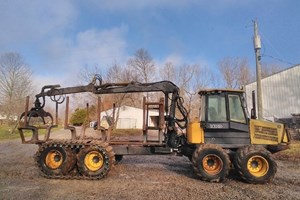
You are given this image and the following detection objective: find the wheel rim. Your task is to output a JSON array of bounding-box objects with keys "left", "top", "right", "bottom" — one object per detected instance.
[
  {"left": 84, "top": 150, "right": 104, "bottom": 171},
  {"left": 202, "top": 154, "right": 223, "bottom": 175},
  {"left": 45, "top": 150, "right": 63, "bottom": 169},
  {"left": 247, "top": 155, "right": 269, "bottom": 177}
]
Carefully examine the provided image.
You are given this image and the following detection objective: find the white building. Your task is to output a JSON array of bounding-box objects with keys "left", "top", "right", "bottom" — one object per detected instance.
[
  {"left": 0, "top": 114, "right": 6, "bottom": 120},
  {"left": 244, "top": 64, "right": 300, "bottom": 121},
  {"left": 0, "top": 114, "right": 18, "bottom": 121},
  {"left": 98, "top": 106, "right": 159, "bottom": 129}
]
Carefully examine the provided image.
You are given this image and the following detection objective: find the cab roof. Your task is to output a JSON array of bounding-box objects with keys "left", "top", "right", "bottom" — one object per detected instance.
[{"left": 198, "top": 89, "right": 244, "bottom": 95}]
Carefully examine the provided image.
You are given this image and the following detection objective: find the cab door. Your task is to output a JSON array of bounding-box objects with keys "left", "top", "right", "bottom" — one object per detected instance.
[
  {"left": 201, "top": 92, "right": 250, "bottom": 148},
  {"left": 227, "top": 94, "right": 249, "bottom": 132}
]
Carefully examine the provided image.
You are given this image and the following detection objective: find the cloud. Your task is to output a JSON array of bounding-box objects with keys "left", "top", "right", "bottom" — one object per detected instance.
[
  {"left": 0, "top": 1, "right": 128, "bottom": 86},
  {"left": 36, "top": 25, "right": 128, "bottom": 86},
  {"left": 156, "top": 53, "right": 213, "bottom": 68},
  {"left": 71, "top": 26, "right": 128, "bottom": 67},
  {"left": 33, "top": 74, "right": 65, "bottom": 89},
  {"left": 83, "top": 0, "right": 254, "bottom": 12},
  {"left": 0, "top": 0, "right": 76, "bottom": 49},
  {"left": 86, "top": 0, "right": 189, "bottom": 11},
  {"left": 159, "top": 54, "right": 183, "bottom": 67}
]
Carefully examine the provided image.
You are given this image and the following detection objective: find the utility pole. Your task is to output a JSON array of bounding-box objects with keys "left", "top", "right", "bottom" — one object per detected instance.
[{"left": 253, "top": 20, "right": 263, "bottom": 119}]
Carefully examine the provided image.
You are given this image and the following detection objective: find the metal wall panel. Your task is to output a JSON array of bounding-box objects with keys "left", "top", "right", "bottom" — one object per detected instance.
[{"left": 245, "top": 65, "right": 300, "bottom": 120}]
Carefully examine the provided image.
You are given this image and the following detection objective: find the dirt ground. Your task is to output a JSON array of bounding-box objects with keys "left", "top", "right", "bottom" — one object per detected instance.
[{"left": 1, "top": 129, "right": 300, "bottom": 200}]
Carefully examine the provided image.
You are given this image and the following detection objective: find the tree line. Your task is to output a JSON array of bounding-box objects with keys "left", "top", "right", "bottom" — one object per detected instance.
[
  {"left": 0, "top": 50, "right": 283, "bottom": 129},
  {"left": 73, "top": 48, "right": 283, "bottom": 125},
  {"left": 0, "top": 52, "right": 33, "bottom": 131}
]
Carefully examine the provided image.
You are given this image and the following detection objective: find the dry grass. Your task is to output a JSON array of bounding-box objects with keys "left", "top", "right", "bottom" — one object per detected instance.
[
  {"left": 111, "top": 129, "right": 142, "bottom": 136},
  {"left": 275, "top": 140, "right": 300, "bottom": 161},
  {"left": 0, "top": 124, "right": 60, "bottom": 141}
]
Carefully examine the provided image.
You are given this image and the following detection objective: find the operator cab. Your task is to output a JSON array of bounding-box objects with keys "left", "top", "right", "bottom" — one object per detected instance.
[{"left": 199, "top": 89, "right": 250, "bottom": 148}]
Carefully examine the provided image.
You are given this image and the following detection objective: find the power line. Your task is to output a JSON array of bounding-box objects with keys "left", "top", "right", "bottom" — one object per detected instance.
[
  {"left": 259, "top": 31, "right": 283, "bottom": 61},
  {"left": 258, "top": 28, "right": 296, "bottom": 66},
  {"left": 261, "top": 53, "right": 296, "bottom": 66}
]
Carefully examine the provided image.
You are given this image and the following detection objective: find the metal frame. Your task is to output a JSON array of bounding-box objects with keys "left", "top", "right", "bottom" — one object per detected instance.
[{"left": 18, "top": 76, "right": 188, "bottom": 155}]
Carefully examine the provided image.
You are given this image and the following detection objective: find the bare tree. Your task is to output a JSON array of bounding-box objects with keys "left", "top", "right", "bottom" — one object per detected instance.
[
  {"left": 106, "top": 62, "right": 136, "bottom": 107},
  {"left": 78, "top": 64, "right": 102, "bottom": 85},
  {"left": 261, "top": 62, "right": 283, "bottom": 78},
  {"left": 237, "top": 63, "right": 253, "bottom": 87},
  {"left": 106, "top": 62, "right": 133, "bottom": 83},
  {"left": 176, "top": 64, "right": 204, "bottom": 121},
  {"left": 105, "top": 63, "right": 134, "bottom": 127},
  {"left": 160, "top": 62, "right": 176, "bottom": 82},
  {"left": 0, "top": 52, "right": 33, "bottom": 127},
  {"left": 77, "top": 62, "right": 145, "bottom": 128},
  {"left": 71, "top": 64, "right": 103, "bottom": 111},
  {"left": 127, "top": 48, "right": 157, "bottom": 102},
  {"left": 218, "top": 57, "right": 252, "bottom": 89},
  {"left": 159, "top": 61, "right": 215, "bottom": 121},
  {"left": 127, "top": 49, "right": 156, "bottom": 83},
  {"left": 178, "top": 64, "right": 197, "bottom": 120}
]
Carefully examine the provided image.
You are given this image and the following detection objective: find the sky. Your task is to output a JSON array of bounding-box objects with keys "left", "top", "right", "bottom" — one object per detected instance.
[{"left": 0, "top": 0, "right": 299, "bottom": 87}]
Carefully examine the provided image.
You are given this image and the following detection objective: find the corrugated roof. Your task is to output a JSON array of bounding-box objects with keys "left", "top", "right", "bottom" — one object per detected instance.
[
  {"left": 246, "top": 64, "right": 300, "bottom": 85},
  {"left": 244, "top": 64, "right": 300, "bottom": 119}
]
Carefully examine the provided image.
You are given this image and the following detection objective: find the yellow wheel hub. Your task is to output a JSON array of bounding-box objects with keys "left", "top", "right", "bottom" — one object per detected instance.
[
  {"left": 247, "top": 155, "right": 269, "bottom": 177},
  {"left": 84, "top": 151, "right": 104, "bottom": 172},
  {"left": 45, "top": 150, "right": 63, "bottom": 169},
  {"left": 202, "top": 154, "right": 223, "bottom": 175}
]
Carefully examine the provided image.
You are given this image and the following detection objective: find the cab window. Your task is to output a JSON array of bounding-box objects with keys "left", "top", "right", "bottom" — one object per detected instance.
[
  {"left": 228, "top": 94, "right": 246, "bottom": 123},
  {"left": 207, "top": 95, "right": 227, "bottom": 122},
  {"left": 200, "top": 96, "right": 205, "bottom": 121}
]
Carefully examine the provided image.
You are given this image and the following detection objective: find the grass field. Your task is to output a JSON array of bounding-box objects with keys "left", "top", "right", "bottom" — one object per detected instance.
[
  {"left": 275, "top": 140, "right": 300, "bottom": 160},
  {"left": 0, "top": 125, "right": 21, "bottom": 140},
  {"left": 0, "top": 124, "right": 60, "bottom": 141},
  {"left": 0, "top": 124, "right": 141, "bottom": 141},
  {"left": 111, "top": 128, "right": 142, "bottom": 136}
]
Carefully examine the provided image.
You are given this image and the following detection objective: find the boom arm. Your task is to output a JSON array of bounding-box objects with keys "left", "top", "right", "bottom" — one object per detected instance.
[
  {"left": 31, "top": 76, "right": 188, "bottom": 130},
  {"left": 36, "top": 81, "right": 179, "bottom": 97}
]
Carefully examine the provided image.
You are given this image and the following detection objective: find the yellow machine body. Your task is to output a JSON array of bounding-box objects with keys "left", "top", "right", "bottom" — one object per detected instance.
[
  {"left": 187, "top": 121, "right": 204, "bottom": 144},
  {"left": 187, "top": 119, "right": 290, "bottom": 145},
  {"left": 250, "top": 119, "right": 289, "bottom": 145}
]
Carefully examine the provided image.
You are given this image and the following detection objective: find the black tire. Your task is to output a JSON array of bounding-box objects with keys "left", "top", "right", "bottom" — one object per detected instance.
[
  {"left": 233, "top": 145, "right": 277, "bottom": 184},
  {"left": 36, "top": 145, "right": 76, "bottom": 176},
  {"left": 192, "top": 144, "right": 230, "bottom": 182},
  {"left": 77, "top": 144, "right": 114, "bottom": 179}
]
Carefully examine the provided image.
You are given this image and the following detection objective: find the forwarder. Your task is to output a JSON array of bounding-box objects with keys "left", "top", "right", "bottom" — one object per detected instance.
[{"left": 18, "top": 75, "right": 290, "bottom": 183}]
